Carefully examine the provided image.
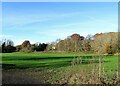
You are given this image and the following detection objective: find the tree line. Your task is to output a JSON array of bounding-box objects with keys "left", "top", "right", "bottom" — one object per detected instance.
[
  {"left": 0, "top": 32, "right": 119, "bottom": 54},
  {"left": 0, "top": 39, "right": 48, "bottom": 53}
]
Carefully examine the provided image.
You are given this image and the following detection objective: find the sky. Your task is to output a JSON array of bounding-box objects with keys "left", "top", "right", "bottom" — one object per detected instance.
[{"left": 2, "top": 2, "right": 118, "bottom": 45}]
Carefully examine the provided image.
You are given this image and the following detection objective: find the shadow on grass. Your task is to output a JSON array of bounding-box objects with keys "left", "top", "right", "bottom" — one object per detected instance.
[
  {"left": 15, "top": 56, "right": 75, "bottom": 60},
  {"left": 3, "top": 56, "right": 98, "bottom": 60},
  {"left": 2, "top": 55, "right": 111, "bottom": 70},
  {"left": 2, "top": 60, "right": 72, "bottom": 70},
  {"left": 2, "top": 60, "right": 110, "bottom": 70}
]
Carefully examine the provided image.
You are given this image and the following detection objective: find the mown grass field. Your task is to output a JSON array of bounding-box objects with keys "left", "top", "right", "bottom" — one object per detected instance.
[{"left": 2, "top": 52, "right": 119, "bottom": 84}]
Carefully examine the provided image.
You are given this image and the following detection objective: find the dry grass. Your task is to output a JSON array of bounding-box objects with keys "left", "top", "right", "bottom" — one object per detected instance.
[{"left": 66, "top": 55, "right": 120, "bottom": 85}]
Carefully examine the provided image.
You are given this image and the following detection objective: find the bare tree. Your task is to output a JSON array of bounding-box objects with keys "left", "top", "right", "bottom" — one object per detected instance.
[
  {"left": 1, "top": 39, "right": 16, "bottom": 53},
  {"left": 91, "top": 32, "right": 118, "bottom": 54}
]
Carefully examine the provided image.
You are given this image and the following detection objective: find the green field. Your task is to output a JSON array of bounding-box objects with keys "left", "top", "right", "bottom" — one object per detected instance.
[{"left": 2, "top": 53, "right": 119, "bottom": 84}]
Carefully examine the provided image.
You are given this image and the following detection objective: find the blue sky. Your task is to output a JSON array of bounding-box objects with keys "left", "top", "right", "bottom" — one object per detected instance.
[{"left": 2, "top": 2, "right": 118, "bottom": 45}]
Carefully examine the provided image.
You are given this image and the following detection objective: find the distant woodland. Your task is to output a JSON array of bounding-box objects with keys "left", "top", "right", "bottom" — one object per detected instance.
[{"left": 0, "top": 32, "right": 119, "bottom": 55}]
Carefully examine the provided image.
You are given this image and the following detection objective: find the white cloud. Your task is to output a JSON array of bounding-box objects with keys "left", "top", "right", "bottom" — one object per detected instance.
[
  {"left": 36, "top": 15, "right": 117, "bottom": 41},
  {"left": 3, "top": 11, "right": 84, "bottom": 29},
  {"left": 0, "top": 34, "right": 14, "bottom": 39}
]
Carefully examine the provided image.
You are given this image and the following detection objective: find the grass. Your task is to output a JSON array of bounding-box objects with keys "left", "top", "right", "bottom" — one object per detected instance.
[
  {"left": 2, "top": 52, "right": 96, "bottom": 70},
  {"left": 2, "top": 52, "right": 119, "bottom": 84}
]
